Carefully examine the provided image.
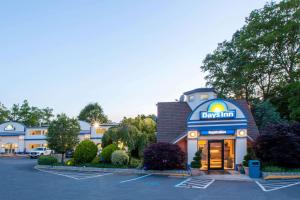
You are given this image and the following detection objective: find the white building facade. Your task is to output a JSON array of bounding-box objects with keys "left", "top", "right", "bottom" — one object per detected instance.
[{"left": 0, "top": 121, "right": 118, "bottom": 154}]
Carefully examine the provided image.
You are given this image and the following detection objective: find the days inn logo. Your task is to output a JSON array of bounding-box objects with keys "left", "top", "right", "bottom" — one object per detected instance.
[{"left": 200, "top": 100, "right": 236, "bottom": 120}]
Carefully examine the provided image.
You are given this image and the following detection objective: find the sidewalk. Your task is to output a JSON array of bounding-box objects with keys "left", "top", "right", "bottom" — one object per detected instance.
[{"left": 35, "top": 165, "right": 191, "bottom": 177}]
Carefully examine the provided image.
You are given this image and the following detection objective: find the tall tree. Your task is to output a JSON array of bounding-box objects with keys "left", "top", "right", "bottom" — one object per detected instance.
[
  {"left": 3, "top": 100, "right": 54, "bottom": 127},
  {"left": 121, "top": 115, "right": 156, "bottom": 144},
  {"left": 47, "top": 114, "right": 80, "bottom": 163},
  {"left": 201, "top": 0, "right": 300, "bottom": 102},
  {"left": 0, "top": 103, "right": 9, "bottom": 123},
  {"left": 78, "top": 103, "right": 108, "bottom": 124}
]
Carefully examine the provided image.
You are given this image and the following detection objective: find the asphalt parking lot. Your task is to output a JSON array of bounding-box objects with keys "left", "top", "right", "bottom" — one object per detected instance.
[{"left": 1, "top": 158, "right": 300, "bottom": 200}]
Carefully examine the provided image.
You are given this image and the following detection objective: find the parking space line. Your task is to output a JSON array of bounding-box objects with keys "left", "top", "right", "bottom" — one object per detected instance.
[
  {"left": 36, "top": 168, "right": 80, "bottom": 180},
  {"left": 255, "top": 179, "right": 300, "bottom": 192},
  {"left": 36, "top": 168, "right": 113, "bottom": 180},
  {"left": 175, "top": 177, "right": 215, "bottom": 189},
  {"left": 79, "top": 173, "right": 113, "bottom": 180},
  {"left": 175, "top": 178, "right": 192, "bottom": 187},
  {"left": 120, "top": 174, "right": 152, "bottom": 183}
]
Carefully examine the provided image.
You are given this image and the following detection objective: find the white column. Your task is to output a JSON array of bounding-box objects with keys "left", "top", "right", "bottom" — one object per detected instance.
[
  {"left": 187, "top": 139, "right": 198, "bottom": 164},
  {"left": 235, "top": 137, "right": 247, "bottom": 164}
]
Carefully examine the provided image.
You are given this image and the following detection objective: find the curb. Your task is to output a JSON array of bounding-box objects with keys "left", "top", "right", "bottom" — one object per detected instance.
[
  {"left": 34, "top": 165, "right": 191, "bottom": 177},
  {"left": 262, "top": 172, "right": 300, "bottom": 180}
]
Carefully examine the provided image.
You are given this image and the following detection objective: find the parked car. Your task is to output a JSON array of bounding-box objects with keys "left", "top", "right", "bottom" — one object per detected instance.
[
  {"left": 65, "top": 149, "right": 74, "bottom": 158},
  {"left": 29, "top": 147, "right": 52, "bottom": 158}
]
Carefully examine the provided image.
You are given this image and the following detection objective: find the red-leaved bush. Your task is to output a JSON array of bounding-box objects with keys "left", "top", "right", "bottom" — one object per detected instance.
[{"left": 143, "top": 142, "right": 186, "bottom": 170}]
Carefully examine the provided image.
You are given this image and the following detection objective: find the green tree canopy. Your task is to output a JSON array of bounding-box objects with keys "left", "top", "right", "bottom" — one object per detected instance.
[
  {"left": 102, "top": 125, "right": 148, "bottom": 159},
  {"left": 0, "top": 100, "right": 54, "bottom": 126},
  {"left": 201, "top": 0, "right": 300, "bottom": 102},
  {"left": 78, "top": 103, "right": 108, "bottom": 124},
  {"left": 252, "top": 100, "right": 282, "bottom": 130},
  {"left": 121, "top": 115, "right": 156, "bottom": 144},
  {"left": 47, "top": 114, "right": 80, "bottom": 163}
]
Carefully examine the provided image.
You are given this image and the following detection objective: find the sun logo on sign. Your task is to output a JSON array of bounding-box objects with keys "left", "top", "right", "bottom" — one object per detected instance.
[{"left": 207, "top": 100, "right": 228, "bottom": 112}]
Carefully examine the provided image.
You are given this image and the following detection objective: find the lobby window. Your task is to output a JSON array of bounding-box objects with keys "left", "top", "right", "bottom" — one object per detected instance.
[
  {"left": 198, "top": 140, "right": 208, "bottom": 170},
  {"left": 224, "top": 140, "right": 235, "bottom": 169}
]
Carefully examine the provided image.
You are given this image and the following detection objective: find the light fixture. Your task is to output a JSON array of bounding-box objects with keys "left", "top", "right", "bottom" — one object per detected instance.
[
  {"left": 188, "top": 131, "right": 198, "bottom": 139},
  {"left": 93, "top": 122, "right": 100, "bottom": 128},
  {"left": 237, "top": 129, "right": 247, "bottom": 137}
]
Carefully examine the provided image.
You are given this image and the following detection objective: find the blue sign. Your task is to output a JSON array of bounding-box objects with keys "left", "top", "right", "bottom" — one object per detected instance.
[
  {"left": 200, "top": 110, "right": 236, "bottom": 120},
  {"left": 200, "top": 100, "right": 236, "bottom": 120},
  {"left": 201, "top": 130, "right": 235, "bottom": 135}
]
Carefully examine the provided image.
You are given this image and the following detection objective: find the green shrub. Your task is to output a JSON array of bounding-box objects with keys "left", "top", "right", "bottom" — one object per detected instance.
[
  {"left": 74, "top": 140, "right": 98, "bottom": 164},
  {"left": 243, "top": 148, "right": 256, "bottom": 167},
  {"left": 129, "top": 158, "right": 142, "bottom": 168},
  {"left": 38, "top": 156, "right": 58, "bottom": 165},
  {"left": 111, "top": 150, "right": 129, "bottom": 166},
  {"left": 191, "top": 149, "right": 202, "bottom": 168},
  {"left": 65, "top": 158, "right": 75, "bottom": 166},
  {"left": 101, "top": 144, "right": 118, "bottom": 163},
  {"left": 91, "top": 156, "right": 100, "bottom": 164}
]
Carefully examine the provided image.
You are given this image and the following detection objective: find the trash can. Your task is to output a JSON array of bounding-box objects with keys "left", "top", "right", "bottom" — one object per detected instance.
[{"left": 248, "top": 160, "right": 261, "bottom": 178}]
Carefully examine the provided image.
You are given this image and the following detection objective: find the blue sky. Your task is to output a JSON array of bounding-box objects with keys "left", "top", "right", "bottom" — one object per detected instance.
[{"left": 0, "top": 0, "right": 267, "bottom": 122}]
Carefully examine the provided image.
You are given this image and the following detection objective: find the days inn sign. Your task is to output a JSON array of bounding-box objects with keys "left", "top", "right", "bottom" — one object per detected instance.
[{"left": 200, "top": 100, "right": 236, "bottom": 120}]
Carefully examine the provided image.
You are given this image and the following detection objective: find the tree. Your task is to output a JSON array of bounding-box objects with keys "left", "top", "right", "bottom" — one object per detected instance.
[
  {"left": 121, "top": 115, "right": 157, "bottom": 144},
  {"left": 0, "top": 100, "right": 54, "bottom": 126},
  {"left": 0, "top": 103, "right": 9, "bottom": 123},
  {"left": 252, "top": 100, "right": 282, "bottom": 130},
  {"left": 73, "top": 140, "right": 98, "bottom": 164},
  {"left": 102, "top": 125, "right": 148, "bottom": 159},
  {"left": 288, "top": 82, "right": 300, "bottom": 121},
  {"left": 254, "top": 122, "right": 300, "bottom": 168},
  {"left": 47, "top": 114, "right": 80, "bottom": 163},
  {"left": 201, "top": 0, "right": 300, "bottom": 102},
  {"left": 78, "top": 103, "right": 108, "bottom": 124},
  {"left": 270, "top": 81, "right": 300, "bottom": 121}
]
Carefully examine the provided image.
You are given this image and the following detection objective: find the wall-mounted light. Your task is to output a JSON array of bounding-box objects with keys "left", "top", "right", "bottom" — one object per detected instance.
[
  {"left": 188, "top": 131, "right": 198, "bottom": 139},
  {"left": 237, "top": 129, "right": 247, "bottom": 137},
  {"left": 93, "top": 122, "right": 100, "bottom": 128}
]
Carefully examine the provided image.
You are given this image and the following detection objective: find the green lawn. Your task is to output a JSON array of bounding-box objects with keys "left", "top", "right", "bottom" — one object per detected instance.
[{"left": 263, "top": 166, "right": 300, "bottom": 172}]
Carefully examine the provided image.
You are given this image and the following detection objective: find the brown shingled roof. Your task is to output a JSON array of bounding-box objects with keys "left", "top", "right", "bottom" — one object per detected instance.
[
  {"left": 157, "top": 102, "right": 192, "bottom": 143},
  {"left": 234, "top": 99, "right": 260, "bottom": 140}
]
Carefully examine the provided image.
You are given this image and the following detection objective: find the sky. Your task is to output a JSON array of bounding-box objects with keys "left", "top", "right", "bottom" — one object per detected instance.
[{"left": 0, "top": 0, "right": 268, "bottom": 122}]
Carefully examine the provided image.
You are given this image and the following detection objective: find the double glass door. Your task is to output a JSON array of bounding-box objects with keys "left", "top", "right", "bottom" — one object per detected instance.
[{"left": 208, "top": 141, "right": 224, "bottom": 170}]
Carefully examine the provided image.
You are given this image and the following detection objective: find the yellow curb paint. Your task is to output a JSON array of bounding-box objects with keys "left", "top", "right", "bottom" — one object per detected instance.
[{"left": 264, "top": 175, "right": 300, "bottom": 180}]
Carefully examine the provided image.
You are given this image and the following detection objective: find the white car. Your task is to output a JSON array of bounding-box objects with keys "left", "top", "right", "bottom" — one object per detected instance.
[{"left": 29, "top": 147, "right": 52, "bottom": 158}]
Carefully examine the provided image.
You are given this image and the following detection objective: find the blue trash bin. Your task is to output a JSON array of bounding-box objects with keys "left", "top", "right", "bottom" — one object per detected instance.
[{"left": 248, "top": 160, "right": 261, "bottom": 178}]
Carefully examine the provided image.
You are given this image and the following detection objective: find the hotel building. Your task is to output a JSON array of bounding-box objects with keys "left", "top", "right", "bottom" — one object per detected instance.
[
  {"left": 0, "top": 121, "right": 118, "bottom": 154},
  {"left": 157, "top": 88, "right": 259, "bottom": 170}
]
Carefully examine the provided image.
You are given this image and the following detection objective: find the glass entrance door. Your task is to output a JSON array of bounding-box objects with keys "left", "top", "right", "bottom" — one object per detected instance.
[{"left": 208, "top": 141, "right": 224, "bottom": 170}]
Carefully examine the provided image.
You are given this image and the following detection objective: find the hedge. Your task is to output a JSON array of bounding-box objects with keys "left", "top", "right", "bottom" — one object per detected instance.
[{"left": 38, "top": 156, "right": 58, "bottom": 165}]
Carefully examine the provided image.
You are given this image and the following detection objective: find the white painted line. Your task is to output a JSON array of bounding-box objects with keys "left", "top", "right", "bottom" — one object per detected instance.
[
  {"left": 255, "top": 180, "right": 300, "bottom": 192},
  {"left": 36, "top": 168, "right": 113, "bottom": 180},
  {"left": 120, "top": 174, "right": 152, "bottom": 183},
  {"left": 79, "top": 173, "right": 113, "bottom": 180},
  {"left": 175, "top": 178, "right": 192, "bottom": 187},
  {"left": 36, "top": 168, "right": 80, "bottom": 180},
  {"left": 203, "top": 179, "right": 215, "bottom": 189}
]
